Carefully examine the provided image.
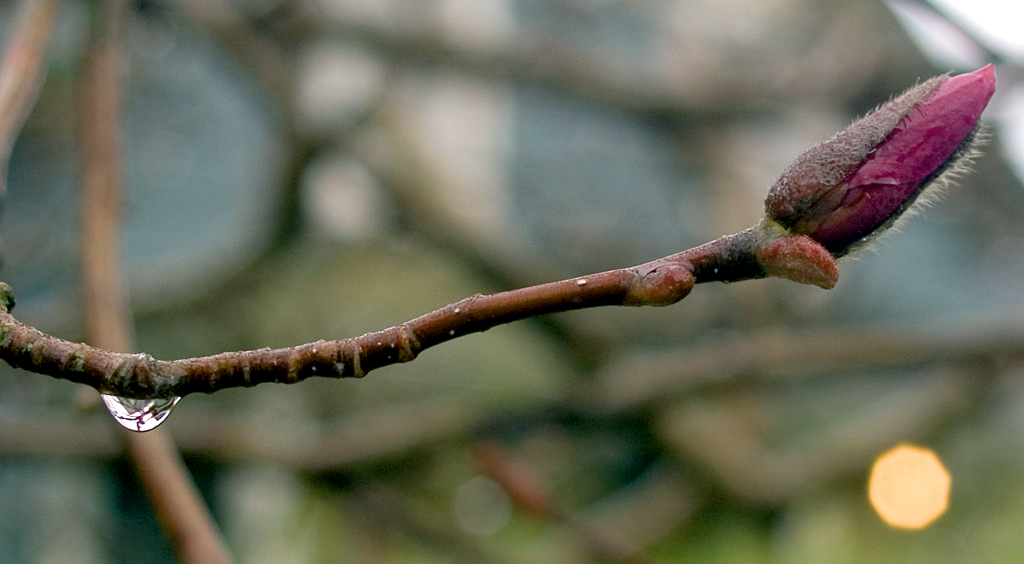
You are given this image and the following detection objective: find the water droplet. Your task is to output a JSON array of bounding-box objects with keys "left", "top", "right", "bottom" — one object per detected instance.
[
  {"left": 576, "top": 278, "right": 588, "bottom": 286},
  {"left": 454, "top": 307, "right": 461, "bottom": 314},
  {"left": 101, "top": 394, "right": 180, "bottom": 432}
]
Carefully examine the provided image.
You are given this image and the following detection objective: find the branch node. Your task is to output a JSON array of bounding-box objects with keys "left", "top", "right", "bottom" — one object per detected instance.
[
  {"left": 623, "top": 262, "right": 694, "bottom": 307},
  {"left": 397, "top": 324, "right": 420, "bottom": 362},
  {"left": 350, "top": 342, "right": 365, "bottom": 378}
]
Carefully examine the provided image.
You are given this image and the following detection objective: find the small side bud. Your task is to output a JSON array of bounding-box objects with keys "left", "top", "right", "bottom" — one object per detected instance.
[
  {"left": 765, "top": 65, "right": 996, "bottom": 257},
  {"left": 756, "top": 234, "right": 839, "bottom": 289},
  {"left": 623, "top": 263, "right": 694, "bottom": 306}
]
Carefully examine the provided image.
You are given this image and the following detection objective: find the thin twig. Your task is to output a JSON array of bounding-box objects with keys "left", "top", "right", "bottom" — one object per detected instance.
[
  {"left": 79, "top": 2, "right": 234, "bottom": 562},
  {"left": 0, "top": 228, "right": 781, "bottom": 398}
]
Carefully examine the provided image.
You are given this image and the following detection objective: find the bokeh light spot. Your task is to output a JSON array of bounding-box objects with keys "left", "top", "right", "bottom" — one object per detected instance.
[
  {"left": 868, "top": 444, "right": 950, "bottom": 529},
  {"left": 453, "top": 475, "right": 512, "bottom": 536}
]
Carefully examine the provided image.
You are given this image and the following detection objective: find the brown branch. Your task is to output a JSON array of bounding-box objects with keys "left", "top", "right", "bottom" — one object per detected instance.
[
  {"left": 0, "top": 0, "right": 61, "bottom": 198},
  {"left": 78, "top": 1, "right": 234, "bottom": 562},
  {"left": 0, "top": 227, "right": 798, "bottom": 399}
]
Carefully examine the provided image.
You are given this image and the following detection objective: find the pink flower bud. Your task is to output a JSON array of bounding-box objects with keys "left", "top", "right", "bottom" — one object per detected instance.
[{"left": 765, "top": 65, "right": 996, "bottom": 256}]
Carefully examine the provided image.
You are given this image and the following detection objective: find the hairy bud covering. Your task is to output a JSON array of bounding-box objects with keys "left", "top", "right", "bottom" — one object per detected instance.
[{"left": 764, "top": 65, "right": 996, "bottom": 256}]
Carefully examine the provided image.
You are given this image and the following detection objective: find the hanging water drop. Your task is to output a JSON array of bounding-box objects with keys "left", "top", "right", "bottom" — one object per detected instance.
[{"left": 101, "top": 394, "right": 180, "bottom": 432}]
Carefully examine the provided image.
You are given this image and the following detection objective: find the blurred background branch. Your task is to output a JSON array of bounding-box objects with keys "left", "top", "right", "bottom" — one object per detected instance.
[
  {"left": 0, "top": 0, "right": 59, "bottom": 198},
  {"left": 78, "top": 0, "right": 233, "bottom": 561}
]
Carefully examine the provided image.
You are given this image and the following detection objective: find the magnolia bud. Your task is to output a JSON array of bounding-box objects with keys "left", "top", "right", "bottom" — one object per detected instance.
[{"left": 764, "top": 65, "right": 996, "bottom": 256}]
